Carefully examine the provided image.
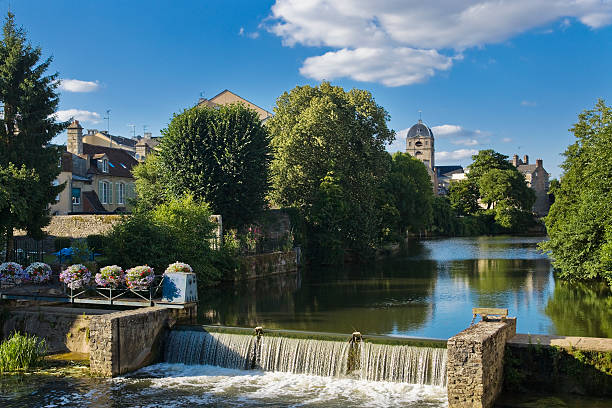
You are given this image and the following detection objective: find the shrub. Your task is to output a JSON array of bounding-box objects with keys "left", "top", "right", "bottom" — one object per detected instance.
[
  {"left": 86, "top": 234, "right": 106, "bottom": 253},
  {"left": 0, "top": 332, "right": 47, "bottom": 373},
  {"left": 54, "top": 237, "right": 71, "bottom": 252}
]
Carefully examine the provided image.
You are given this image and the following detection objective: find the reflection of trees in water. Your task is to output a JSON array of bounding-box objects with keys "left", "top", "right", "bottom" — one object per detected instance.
[
  {"left": 447, "top": 258, "right": 552, "bottom": 309},
  {"left": 198, "top": 257, "right": 439, "bottom": 335},
  {"left": 545, "top": 280, "right": 612, "bottom": 338}
]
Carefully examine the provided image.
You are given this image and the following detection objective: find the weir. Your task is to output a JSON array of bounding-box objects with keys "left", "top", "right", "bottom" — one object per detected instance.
[{"left": 163, "top": 327, "right": 448, "bottom": 386}]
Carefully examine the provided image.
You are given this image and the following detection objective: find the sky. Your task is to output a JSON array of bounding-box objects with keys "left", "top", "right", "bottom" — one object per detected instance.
[{"left": 9, "top": 0, "right": 612, "bottom": 178}]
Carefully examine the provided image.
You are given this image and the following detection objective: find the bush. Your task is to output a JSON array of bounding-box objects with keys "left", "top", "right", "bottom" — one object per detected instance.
[
  {"left": 86, "top": 234, "right": 106, "bottom": 253},
  {"left": 0, "top": 332, "right": 47, "bottom": 373},
  {"left": 54, "top": 237, "right": 71, "bottom": 252}
]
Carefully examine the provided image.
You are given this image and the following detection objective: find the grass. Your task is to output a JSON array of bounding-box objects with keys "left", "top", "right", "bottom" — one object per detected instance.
[{"left": 0, "top": 332, "right": 47, "bottom": 373}]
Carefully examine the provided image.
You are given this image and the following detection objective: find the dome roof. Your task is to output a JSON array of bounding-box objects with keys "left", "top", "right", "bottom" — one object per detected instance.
[{"left": 407, "top": 121, "right": 433, "bottom": 138}]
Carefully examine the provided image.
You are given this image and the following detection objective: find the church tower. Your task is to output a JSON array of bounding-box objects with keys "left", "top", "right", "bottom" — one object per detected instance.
[{"left": 405, "top": 119, "right": 434, "bottom": 169}]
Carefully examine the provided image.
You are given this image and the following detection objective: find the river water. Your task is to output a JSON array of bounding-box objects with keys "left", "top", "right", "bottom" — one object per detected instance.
[
  {"left": 200, "top": 235, "right": 611, "bottom": 339},
  {"left": 2, "top": 235, "right": 610, "bottom": 407}
]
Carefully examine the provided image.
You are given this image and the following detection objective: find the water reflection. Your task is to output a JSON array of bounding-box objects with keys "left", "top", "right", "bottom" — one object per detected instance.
[{"left": 199, "top": 236, "right": 611, "bottom": 339}]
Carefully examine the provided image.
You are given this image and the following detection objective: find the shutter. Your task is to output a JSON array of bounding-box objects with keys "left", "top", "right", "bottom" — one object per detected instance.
[
  {"left": 116, "top": 182, "right": 121, "bottom": 204},
  {"left": 108, "top": 182, "right": 113, "bottom": 204},
  {"left": 98, "top": 181, "right": 104, "bottom": 203}
]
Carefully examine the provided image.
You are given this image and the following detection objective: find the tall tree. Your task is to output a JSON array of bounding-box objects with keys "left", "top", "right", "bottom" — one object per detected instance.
[
  {"left": 0, "top": 13, "right": 66, "bottom": 259},
  {"left": 157, "top": 103, "right": 270, "bottom": 228},
  {"left": 541, "top": 100, "right": 612, "bottom": 285},
  {"left": 268, "top": 82, "right": 394, "bottom": 259}
]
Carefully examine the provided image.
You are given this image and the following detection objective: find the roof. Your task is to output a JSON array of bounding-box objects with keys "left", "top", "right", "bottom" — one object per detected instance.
[
  {"left": 82, "top": 143, "right": 139, "bottom": 178},
  {"left": 407, "top": 120, "right": 434, "bottom": 139},
  {"left": 436, "top": 165, "right": 463, "bottom": 177},
  {"left": 82, "top": 191, "right": 108, "bottom": 213},
  {"left": 517, "top": 164, "right": 538, "bottom": 174},
  {"left": 136, "top": 137, "right": 161, "bottom": 148},
  {"left": 198, "top": 89, "right": 273, "bottom": 120}
]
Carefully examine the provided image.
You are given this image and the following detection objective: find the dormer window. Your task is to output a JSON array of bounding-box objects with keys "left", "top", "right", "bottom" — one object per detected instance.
[{"left": 102, "top": 159, "right": 109, "bottom": 173}]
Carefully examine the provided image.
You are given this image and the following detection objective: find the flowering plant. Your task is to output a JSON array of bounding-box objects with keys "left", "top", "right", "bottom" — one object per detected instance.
[
  {"left": 0, "top": 262, "right": 25, "bottom": 285},
  {"left": 59, "top": 264, "right": 91, "bottom": 290},
  {"left": 164, "top": 262, "right": 193, "bottom": 274},
  {"left": 95, "top": 265, "right": 124, "bottom": 288},
  {"left": 25, "top": 262, "right": 52, "bottom": 284},
  {"left": 125, "top": 265, "right": 155, "bottom": 290}
]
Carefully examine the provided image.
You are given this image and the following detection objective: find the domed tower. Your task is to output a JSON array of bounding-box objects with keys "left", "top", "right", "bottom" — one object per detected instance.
[{"left": 406, "top": 119, "right": 434, "bottom": 170}]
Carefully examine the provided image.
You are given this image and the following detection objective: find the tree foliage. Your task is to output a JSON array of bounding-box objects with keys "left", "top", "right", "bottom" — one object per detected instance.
[
  {"left": 383, "top": 152, "right": 433, "bottom": 236},
  {"left": 0, "top": 13, "right": 67, "bottom": 259},
  {"left": 156, "top": 103, "right": 270, "bottom": 228},
  {"left": 447, "top": 149, "right": 535, "bottom": 233},
  {"left": 541, "top": 100, "right": 612, "bottom": 285},
  {"left": 267, "top": 82, "right": 394, "bottom": 259}
]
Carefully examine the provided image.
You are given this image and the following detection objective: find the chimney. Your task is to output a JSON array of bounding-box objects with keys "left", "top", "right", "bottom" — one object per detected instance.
[
  {"left": 523, "top": 155, "right": 529, "bottom": 165},
  {"left": 536, "top": 159, "right": 543, "bottom": 168},
  {"left": 512, "top": 154, "right": 519, "bottom": 167},
  {"left": 67, "top": 120, "right": 83, "bottom": 156}
]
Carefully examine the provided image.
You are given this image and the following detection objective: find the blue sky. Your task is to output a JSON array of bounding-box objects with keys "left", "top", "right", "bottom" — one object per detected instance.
[{"left": 11, "top": 0, "right": 612, "bottom": 177}]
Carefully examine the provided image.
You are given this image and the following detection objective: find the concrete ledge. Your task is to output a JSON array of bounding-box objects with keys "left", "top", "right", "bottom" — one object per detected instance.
[{"left": 509, "top": 333, "right": 612, "bottom": 352}]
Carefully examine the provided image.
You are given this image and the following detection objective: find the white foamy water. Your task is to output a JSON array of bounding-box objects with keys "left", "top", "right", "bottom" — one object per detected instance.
[{"left": 118, "top": 363, "right": 448, "bottom": 408}]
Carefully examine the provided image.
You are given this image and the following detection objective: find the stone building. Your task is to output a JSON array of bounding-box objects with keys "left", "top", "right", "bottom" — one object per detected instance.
[
  {"left": 512, "top": 154, "right": 550, "bottom": 216},
  {"left": 406, "top": 119, "right": 437, "bottom": 193},
  {"left": 80, "top": 128, "right": 160, "bottom": 161},
  {"left": 197, "top": 89, "right": 273, "bottom": 122},
  {"left": 50, "top": 120, "right": 138, "bottom": 215}
]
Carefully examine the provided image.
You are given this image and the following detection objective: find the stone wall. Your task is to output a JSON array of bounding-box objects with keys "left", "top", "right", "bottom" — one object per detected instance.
[
  {"left": 504, "top": 334, "right": 612, "bottom": 396},
  {"left": 89, "top": 306, "right": 172, "bottom": 377},
  {"left": 238, "top": 250, "right": 298, "bottom": 280},
  {"left": 1, "top": 306, "right": 111, "bottom": 353},
  {"left": 447, "top": 318, "right": 516, "bottom": 408}
]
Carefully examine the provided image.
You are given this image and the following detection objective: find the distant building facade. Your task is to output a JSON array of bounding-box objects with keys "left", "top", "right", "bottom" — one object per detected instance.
[
  {"left": 81, "top": 128, "right": 159, "bottom": 162},
  {"left": 50, "top": 120, "right": 138, "bottom": 215},
  {"left": 435, "top": 165, "right": 464, "bottom": 195},
  {"left": 197, "top": 89, "right": 273, "bottom": 122},
  {"left": 406, "top": 120, "right": 437, "bottom": 193},
  {"left": 512, "top": 154, "right": 550, "bottom": 216}
]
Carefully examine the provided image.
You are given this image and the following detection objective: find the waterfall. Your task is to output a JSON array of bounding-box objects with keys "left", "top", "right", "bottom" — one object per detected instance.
[{"left": 164, "top": 329, "right": 447, "bottom": 386}]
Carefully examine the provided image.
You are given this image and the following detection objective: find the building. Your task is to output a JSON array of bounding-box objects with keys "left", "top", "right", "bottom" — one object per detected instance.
[
  {"left": 81, "top": 128, "right": 160, "bottom": 162},
  {"left": 50, "top": 120, "right": 138, "bottom": 215},
  {"left": 512, "top": 154, "right": 550, "bottom": 216},
  {"left": 435, "top": 165, "right": 464, "bottom": 195},
  {"left": 197, "top": 89, "right": 273, "bottom": 122},
  {"left": 406, "top": 119, "right": 438, "bottom": 193}
]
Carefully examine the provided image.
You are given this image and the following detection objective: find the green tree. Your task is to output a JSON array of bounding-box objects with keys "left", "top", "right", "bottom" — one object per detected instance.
[
  {"left": 384, "top": 152, "right": 433, "bottom": 236},
  {"left": 131, "top": 154, "right": 168, "bottom": 213},
  {"left": 448, "top": 179, "right": 480, "bottom": 215},
  {"left": 541, "top": 100, "right": 612, "bottom": 285},
  {"left": 157, "top": 103, "right": 270, "bottom": 228},
  {"left": 0, "top": 13, "right": 66, "bottom": 259},
  {"left": 267, "top": 82, "right": 394, "bottom": 259},
  {"left": 467, "top": 149, "right": 515, "bottom": 180}
]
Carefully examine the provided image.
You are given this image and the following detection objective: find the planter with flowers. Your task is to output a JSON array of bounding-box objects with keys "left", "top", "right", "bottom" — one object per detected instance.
[
  {"left": 25, "top": 262, "right": 52, "bottom": 284},
  {"left": 0, "top": 262, "right": 26, "bottom": 286},
  {"left": 59, "top": 264, "right": 91, "bottom": 290},
  {"left": 125, "top": 265, "right": 155, "bottom": 290},
  {"left": 95, "top": 265, "right": 124, "bottom": 288},
  {"left": 162, "top": 261, "right": 198, "bottom": 303}
]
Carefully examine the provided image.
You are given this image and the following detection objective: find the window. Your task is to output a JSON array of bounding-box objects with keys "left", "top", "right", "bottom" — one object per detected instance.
[
  {"left": 415, "top": 141, "right": 423, "bottom": 147},
  {"left": 52, "top": 180, "right": 60, "bottom": 202},
  {"left": 72, "top": 188, "right": 81, "bottom": 205},
  {"left": 102, "top": 159, "right": 109, "bottom": 173},
  {"left": 117, "top": 183, "right": 125, "bottom": 204},
  {"left": 100, "top": 181, "right": 109, "bottom": 204}
]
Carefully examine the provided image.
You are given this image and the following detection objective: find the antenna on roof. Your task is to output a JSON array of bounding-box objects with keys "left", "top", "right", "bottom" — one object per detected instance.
[
  {"left": 127, "top": 124, "right": 136, "bottom": 138},
  {"left": 418, "top": 110, "right": 423, "bottom": 123},
  {"left": 103, "top": 109, "right": 111, "bottom": 147},
  {"left": 143, "top": 125, "right": 148, "bottom": 137}
]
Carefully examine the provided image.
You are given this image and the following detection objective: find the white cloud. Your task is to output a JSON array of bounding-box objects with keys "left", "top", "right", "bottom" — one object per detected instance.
[
  {"left": 248, "top": 31, "right": 260, "bottom": 39},
  {"left": 436, "top": 149, "right": 478, "bottom": 161},
  {"left": 267, "top": 0, "right": 612, "bottom": 85},
  {"left": 239, "top": 27, "right": 245, "bottom": 36},
  {"left": 431, "top": 124, "right": 463, "bottom": 136},
  {"left": 431, "top": 124, "right": 488, "bottom": 143},
  {"left": 502, "top": 137, "right": 513, "bottom": 143},
  {"left": 59, "top": 79, "right": 100, "bottom": 93},
  {"left": 300, "top": 47, "right": 454, "bottom": 87},
  {"left": 521, "top": 100, "right": 537, "bottom": 107},
  {"left": 451, "top": 138, "right": 479, "bottom": 146},
  {"left": 53, "top": 109, "right": 101, "bottom": 123}
]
